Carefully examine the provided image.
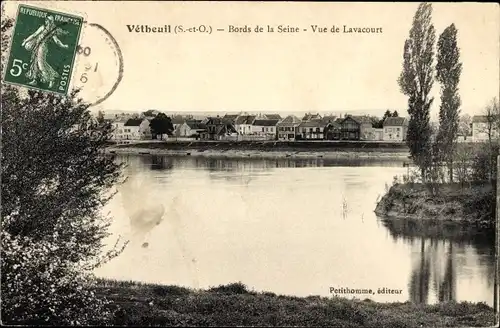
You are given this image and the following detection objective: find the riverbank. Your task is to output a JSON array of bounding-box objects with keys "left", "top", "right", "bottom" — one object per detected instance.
[
  {"left": 94, "top": 279, "right": 496, "bottom": 327},
  {"left": 104, "top": 141, "right": 410, "bottom": 160},
  {"left": 375, "top": 182, "right": 495, "bottom": 228}
]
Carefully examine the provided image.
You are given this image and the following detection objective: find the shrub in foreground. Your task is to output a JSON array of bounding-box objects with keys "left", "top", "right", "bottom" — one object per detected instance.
[{"left": 0, "top": 229, "right": 112, "bottom": 325}]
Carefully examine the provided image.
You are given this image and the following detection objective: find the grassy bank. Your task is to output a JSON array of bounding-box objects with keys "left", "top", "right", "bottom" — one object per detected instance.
[
  {"left": 92, "top": 279, "right": 496, "bottom": 327},
  {"left": 375, "top": 182, "right": 495, "bottom": 227}
]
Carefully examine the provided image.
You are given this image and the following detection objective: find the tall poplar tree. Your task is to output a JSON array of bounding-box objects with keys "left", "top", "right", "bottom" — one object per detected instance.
[
  {"left": 435, "top": 24, "right": 462, "bottom": 182},
  {"left": 398, "top": 2, "right": 436, "bottom": 180}
]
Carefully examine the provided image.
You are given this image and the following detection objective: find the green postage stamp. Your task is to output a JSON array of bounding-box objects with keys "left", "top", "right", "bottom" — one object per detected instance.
[{"left": 3, "top": 5, "right": 83, "bottom": 95}]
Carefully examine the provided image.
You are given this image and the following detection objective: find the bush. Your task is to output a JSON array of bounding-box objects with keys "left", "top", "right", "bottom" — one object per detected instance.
[
  {"left": 208, "top": 282, "right": 250, "bottom": 295},
  {"left": 1, "top": 10, "right": 125, "bottom": 322},
  {"left": 152, "top": 285, "right": 191, "bottom": 297},
  {"left": 0, "top": 229, "right": 112, "bottom": 325}
]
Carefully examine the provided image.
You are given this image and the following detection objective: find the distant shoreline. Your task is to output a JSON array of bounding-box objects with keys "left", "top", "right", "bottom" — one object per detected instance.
[{"left": 104, "top": 141, "right": 411, "bottom": 160}]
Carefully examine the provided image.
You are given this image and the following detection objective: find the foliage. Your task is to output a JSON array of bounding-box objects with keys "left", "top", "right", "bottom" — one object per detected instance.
[
  {"left": 398, "top": 2, "right": 436, "bottom": 180},
  {"left": 457, "top": 114, "right": 471, "bottom": 137},
  {"left": 483, "top": 97, "right": 500, "bottom": 140},
  {"left": 2, "top": 88, "right": 125, "bottom": 265},
  {"left": 93, "top": 279, "right": 496, "bottom": 327},
  {"left": 96, "top": 110, "right": 105, "bottom": 124},
  {"left": 470, "top": 142, "right": 499, "bottom": 182},
  {"left": 372, "top": 110, "right": 399, "bottom": 129},
  {"left": 1, "top": 4, "right": 13, "bottom": 67},
  {"left": 1, "top": 89, "right": 127, "bottom": 323},
  {"left": 452, "top": 143, "right": 475, "bottom": 186},
  {"left": 435, "top": 24, "right": 462, "bottom": 181},
  {"left": 208, "top": 282, "right": 252, "bottom": 295},
  {"left": 150, "top": 112, "right": 174, "bottom": 140},
  {"left": 1, "top": 7, "right": 126, "bottom": 324},
  {"left": 0, "top": 229, "right": 112, "bottom": 325}
]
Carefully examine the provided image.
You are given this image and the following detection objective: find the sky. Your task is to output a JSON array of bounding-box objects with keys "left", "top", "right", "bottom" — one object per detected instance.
[{"left": 3, "top": 1, "right": 499, "bottom": 119}]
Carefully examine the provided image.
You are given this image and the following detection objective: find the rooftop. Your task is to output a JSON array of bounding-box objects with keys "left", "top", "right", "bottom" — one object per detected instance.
[
  {"left": 235, "top": 115, "right": 257, "bottom": 125},
  {"left": 277, "top": 115, "right": 302, "bottom": 125},
  {"left": 124, "top": 118, "right": 144, "bottom": 126},
  {"left": 383, "top": 117, "right": 408, "bottom": 127},
  {"left": 253, "top": 119, "right": 279, "bottom": 127}
]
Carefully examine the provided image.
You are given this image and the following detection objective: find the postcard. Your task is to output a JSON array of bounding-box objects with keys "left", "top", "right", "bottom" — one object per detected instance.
[{"left": 1, "top": 1, "right": 499, "bottom": 326}]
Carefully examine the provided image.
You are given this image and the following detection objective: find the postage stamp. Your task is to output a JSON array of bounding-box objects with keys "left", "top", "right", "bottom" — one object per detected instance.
[{"left": 3, "top": 4, "right": 83, "bottom": 95}]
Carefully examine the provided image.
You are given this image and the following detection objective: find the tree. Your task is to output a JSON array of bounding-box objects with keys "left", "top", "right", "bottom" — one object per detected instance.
[
  {"left": 392, "top": 110, "right": 399, "bottom": 117},
  {"left": 484, "top": 97, "right": 500, "bottom": 142},
  {"left": 435, "top": 23, "right": 462, "bottom": 182},
  {"left": 482, "top": 97, "right": 500, "bottom": 182},
  {"left": 150, "top": 113, "right": 174, "bottom": 140},
  {"left": 374, "top": 110, "right": 393, "bottom": 128},
  {"left": 370, "top": 116, "right": 383, "bottom": 129},
  {"left": 398, "top": 2, "right": 436, "bottom": 181},
  {"left": 383, "top": 110, "right": 392, "bottom": 120},
  {"left": 1, "top": 7, "right": 126, "bottom": 324},
  {"left": 458, "top": 114, "right": 472, "bottom": 137},
  {"left": 96, "top": 110, "right": 105, "bottom": 124}
]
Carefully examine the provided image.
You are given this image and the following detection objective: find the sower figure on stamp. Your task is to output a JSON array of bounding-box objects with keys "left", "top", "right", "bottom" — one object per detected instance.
[{"left": 21, "top": 15, "right": 69, "bottom": 89}]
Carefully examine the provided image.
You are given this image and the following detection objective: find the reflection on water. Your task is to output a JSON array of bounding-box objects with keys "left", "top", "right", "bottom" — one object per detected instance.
[
  {"left": 97, "top": 154, "right": 495, "bottom": 306},
  {"left": 381, "top": 217, "right": 495, "bottom": 305}
]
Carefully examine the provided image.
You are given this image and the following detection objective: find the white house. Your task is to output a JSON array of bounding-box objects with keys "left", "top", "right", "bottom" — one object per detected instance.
[
  {"left": 472, "top": 115, "right": 499, "bottom": 142},
  {"left": 383, "top": 117, "right": 408, "bottom": 142},
  {"left": 171, "top": 115, "right": 188, "bottom": 131},
  {"left": 174, "top": 120, "right": 205, "bottom": 137},
  {"left": 113, "top": 118, "right": 151, "bottom": 140},
  {"left": 110, "top": 117, "right": 129, "bottom": 141},
  {"left": 235, "top": 114, "right": 257, "bottom": 135}
]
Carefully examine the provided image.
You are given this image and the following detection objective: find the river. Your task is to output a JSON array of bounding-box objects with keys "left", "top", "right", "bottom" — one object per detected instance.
[{"left": 95, "top": 154, "right": 495, "bottom": 306}]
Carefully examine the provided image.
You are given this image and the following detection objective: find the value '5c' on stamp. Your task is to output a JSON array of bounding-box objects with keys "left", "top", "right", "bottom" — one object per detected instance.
[{"left": 3, "top": 5, "right": 83, "bottom": 95}]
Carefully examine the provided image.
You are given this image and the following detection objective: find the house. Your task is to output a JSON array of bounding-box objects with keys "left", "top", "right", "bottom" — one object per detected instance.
[
  {"left": 203, "top": 117, "right": 237, "bottom": 140},
  {"left": 302, "top": 113, "right": 322, "bottom": 121},
  {"left": 383, "top": 117, "right": 408, "bottom": 142},
  {"left": 251, "top": 119, "right": 279, "bottom": 137},
  {"left": 263, "top": 114, "right": 282, "bottom": 121},
  {"left": 339, "top": 115, "right": 373, "bottom": 140},
  {"left": 110, "top": 117, "right": 129, "bottom": 141},
  {"left": 297, "top": 120, "right": 329, "bottom": 140},
  {"left": 373, "top": 128, "right": 384, "bottom": 141},
  {"left": 456, "top": 134, "right": 470, "bottom": 143},
  {"left": 472, "top": 115, "right": 499, "bottom": 142},
  {"left": 171, "top": 115, "right": 188, "bottom": 130},
  {"left": 277, "top": 115, "right": 302, "bottom": 140},
  {"left": 324, "top": 118, "right": 342, "bottom": 140},
  {"left": 352, "top": 116, "right": 374, "bottom": 140},
  {"left": 321, "top": 115, "right": 337, "bottom": 124},
  {"left": 117, "top": 118, "right": 152, "bottom": 140},
  {"left": 339, "top": 116, "right": 361, "bottom": 140},
  {"left": 174, "top": 119, "right": 206, "bottom": 138},
  {"left": 222, "top": 114, "right": 239, "bottom": 125},
  {"left": 235, "top": 115, "right": 257, "bottom": 135}
]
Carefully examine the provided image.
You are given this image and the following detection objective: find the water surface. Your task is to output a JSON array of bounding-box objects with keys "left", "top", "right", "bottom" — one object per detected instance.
[{"left": 96, "top": 155, "right": 495, "bottom": 306}]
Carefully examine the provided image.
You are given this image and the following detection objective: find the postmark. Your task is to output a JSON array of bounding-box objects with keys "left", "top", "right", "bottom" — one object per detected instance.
[
  {"left": 3, "top": 4, "right": 83, "bottom": 95},
  {"left": 71, "top": 22, "right": 124, "bottom": 106}
]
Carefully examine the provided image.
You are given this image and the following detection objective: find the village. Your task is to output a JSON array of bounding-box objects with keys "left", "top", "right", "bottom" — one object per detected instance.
[{"left": 103, "top": 110, "right": 497, "bottom": 144}]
